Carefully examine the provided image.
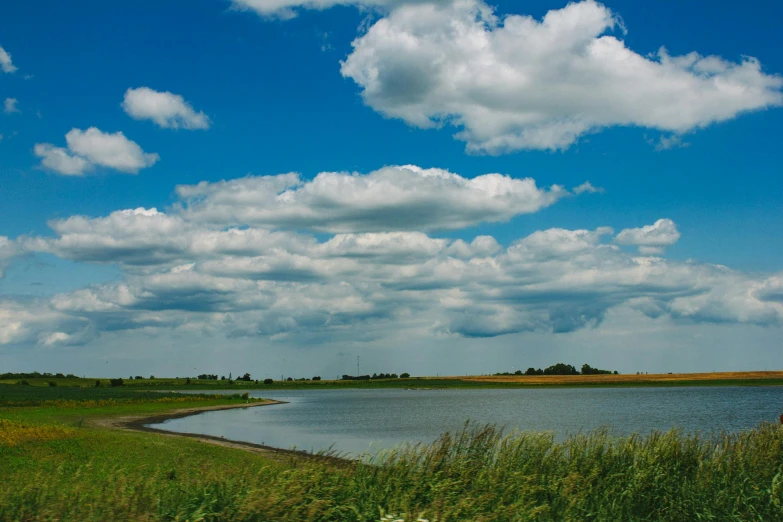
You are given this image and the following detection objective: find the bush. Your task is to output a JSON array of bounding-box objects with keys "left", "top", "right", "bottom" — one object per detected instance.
[
  {"left": 48, "top": 381, "right": 57, "bottom": 387},
  {"left": 109, "top": 378, "right": 124, "bottom": 387},
  {"left": 400, "top": 372, "right": 411, "bottom": 378},
  {"left": 263, "top": 378, "right": 274, "bottom": 385},
  {"left": 94, "top": 380, "right": 103, "bottom": 388},
  {"left": 241, "top": 392, "right": 249, "bottom": 400},
  {"left": 312, "top": 376, "right": 321, "bottom": 381},
  {"left": 18, "top": 380, "right": 30, "bottom": 386}
]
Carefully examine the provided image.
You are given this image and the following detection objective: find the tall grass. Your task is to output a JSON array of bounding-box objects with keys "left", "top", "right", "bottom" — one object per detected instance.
[{"left": 2, "top": 421, "right": 782, "bottom": 521}]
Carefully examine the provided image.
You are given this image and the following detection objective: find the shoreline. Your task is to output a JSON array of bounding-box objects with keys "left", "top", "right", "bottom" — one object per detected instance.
[{"left": 92, "top": 399, "right": 354, "bottom": 466}]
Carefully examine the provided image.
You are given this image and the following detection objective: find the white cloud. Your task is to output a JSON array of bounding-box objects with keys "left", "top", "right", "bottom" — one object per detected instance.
[
  {"left": 4, "top": 98, "right": 19, "bottom": 114},
  {"left": 176, "top": 165, "right": 569, "bottom": 232},
  {"left": 34, "top": 127, "right": 159, "bottom": 175},
  {"left": 616, "top": 219, "right": 681, "bottom": 254},
  {"left": 13, "top": 198, "right": 782, "bottom": 346},
  {"left": 0, "top": 45, "right": 17, "bottom": 73},
  {"left": 0, "top": 236, "right": 19, "bottom": 278},
  {"left": 651, "top": 134, "right": 691, "bottom": 151},
  {"left": 122, "top": 87, "right": 210, "bottom": 130},
  {"left": 573, "top": 181, "right": 604, "bottom": 195},
  {"left": 34, "top": 144, "right": 92, "bottom": 176},
  {"left": 339, "top": 0, "right": 783, "bottom": 153},
  {"left": 230, "top": 0, "right": 442, "bottom": 19}
]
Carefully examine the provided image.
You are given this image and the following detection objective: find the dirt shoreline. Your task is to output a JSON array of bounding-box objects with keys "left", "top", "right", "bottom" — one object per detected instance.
[{"left": 92, "top": 400, "right": 353, "bottom": 466}]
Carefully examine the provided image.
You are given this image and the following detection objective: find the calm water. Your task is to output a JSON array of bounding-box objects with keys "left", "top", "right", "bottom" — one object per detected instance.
[{"left": 152, "top": 387, "right": 783, "bottom": 457}]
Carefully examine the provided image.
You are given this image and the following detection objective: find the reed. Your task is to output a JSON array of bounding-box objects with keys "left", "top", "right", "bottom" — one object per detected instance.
[{"left": 2, "top": 417, "right": 782, "bottom": 521}]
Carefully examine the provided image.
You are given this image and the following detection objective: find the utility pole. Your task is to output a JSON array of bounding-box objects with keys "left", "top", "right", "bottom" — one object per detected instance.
[{"left": 357, "top": 356, "right": 360, "bottom": 377}]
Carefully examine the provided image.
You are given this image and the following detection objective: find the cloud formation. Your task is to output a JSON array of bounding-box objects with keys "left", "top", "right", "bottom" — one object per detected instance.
[
  {"left": 34, "top": 127, "right": 159, "bottom": 175},
  {"left": 0, "top": 237, "right": 19, "bottom": 279},
  {"left": 616, "top": 219, "right": 681, "bottom": 254},
  {"left": 4, "top": 98, "right": 19, "bottom": 114},
  {"left": 176, "top": 165, "right": 569, "bottom": 232},
  {"left": 230, "top": 0, "right": 441, "bottom": 18},
  {"left": 122, "top": 87, "right": 211, "bottom": 130},
  {"left": 6, "top": 171, "right": 781, "bottom": 348},
  {"left": 0, "top": 45, "right": 16, "bottom": 73},
  {"left": 338, "top": 0, "right": 782, "bottom": 153}
]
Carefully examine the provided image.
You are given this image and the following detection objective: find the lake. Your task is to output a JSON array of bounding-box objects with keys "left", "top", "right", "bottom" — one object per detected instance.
[{"left": 151, "top": 387, "right": 783, "bottom": 457}]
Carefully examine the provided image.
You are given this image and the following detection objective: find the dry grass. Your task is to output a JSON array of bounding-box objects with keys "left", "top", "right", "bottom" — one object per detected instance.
[
  {"left": 0, "top": 419, "right": 75, "bottom": 447},
  {"left": 440, "top": 371, "right": 783, "bottom": 385}
]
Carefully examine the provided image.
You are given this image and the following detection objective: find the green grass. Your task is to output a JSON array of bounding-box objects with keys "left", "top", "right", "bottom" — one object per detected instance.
[{"left": 1, "top": 387, "right": 782, "bottom": 521}]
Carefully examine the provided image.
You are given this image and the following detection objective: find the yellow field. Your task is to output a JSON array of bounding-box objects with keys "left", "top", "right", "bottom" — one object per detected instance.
[{"left": 440, "top": 371, "right": 783, "bottom": 385}]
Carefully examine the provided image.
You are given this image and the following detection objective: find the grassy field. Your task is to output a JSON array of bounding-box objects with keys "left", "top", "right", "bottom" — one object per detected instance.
[
  {"left": 2, "top": 384, "right": 783, "bottom": 521},
  {"left": 3, "top": 370, "right": 783, "bottom": 391}
]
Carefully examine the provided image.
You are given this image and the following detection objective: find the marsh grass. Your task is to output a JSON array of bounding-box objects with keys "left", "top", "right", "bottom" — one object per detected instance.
[{"left": 2, "top": 417, "right": 782, "bottom": 521}]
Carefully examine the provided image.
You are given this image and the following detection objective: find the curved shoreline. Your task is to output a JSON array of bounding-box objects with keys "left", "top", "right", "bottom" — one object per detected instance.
[{"left": 93, "top": 400, "right": 353, "bottom": 466}]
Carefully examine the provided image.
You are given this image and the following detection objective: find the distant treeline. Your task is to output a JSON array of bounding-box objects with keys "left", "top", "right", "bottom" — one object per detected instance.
[
  {"left": 1, "top": 372, "right": 78, "bottom": 379},
  {"left": 341, "top": 372, "right": 411, "bottom": 381},
  {"left": 495, "top": 363, "right": 618, "bottom": 376}
]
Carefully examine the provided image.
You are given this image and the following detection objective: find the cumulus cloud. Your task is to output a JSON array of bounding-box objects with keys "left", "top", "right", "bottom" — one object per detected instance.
[
  {"left": 6, "top": 168, "right": 780, "bottom": 346},
  {"left": 0, "top": 45, "right": 16, "bottom": 73},
  {"left": 616, "top": 219, "right": 681, "bottom": 254},
  {"left": 33, "top": 144, "right": 92, "bottom": 176},
  {"left": 34, "top": 127, "right": 159, "bottom": 175},
  {"left": 338, "top": 0, "right": 782, "bottom": 153},
  {"left": 122, "top": 87, "right": 211, "bottom": 130},
  {"left": 4, "top": 98, "right": 19, "bottom": 114},
  {"left": 12, "top": 196, "right": 782, "bottom": 345},
  {"left": 176, "top": 165, "right": 569, "bottom": 232}
]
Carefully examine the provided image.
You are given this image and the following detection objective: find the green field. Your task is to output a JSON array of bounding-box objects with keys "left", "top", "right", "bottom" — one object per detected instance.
[{"left": 2, "top": 384, "right": 783, "bottom": 521}]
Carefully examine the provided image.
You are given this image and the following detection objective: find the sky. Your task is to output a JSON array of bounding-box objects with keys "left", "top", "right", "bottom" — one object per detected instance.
[{"left": 0, "top": 0, "right": 781, "bottom": 379}]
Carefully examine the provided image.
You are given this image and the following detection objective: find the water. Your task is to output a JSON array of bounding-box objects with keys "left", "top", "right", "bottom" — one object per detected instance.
[{"left": 151, "top": 387, "right": 783, "bottom": 457}]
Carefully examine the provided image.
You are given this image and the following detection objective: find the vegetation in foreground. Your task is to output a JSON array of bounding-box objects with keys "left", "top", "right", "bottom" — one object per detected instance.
[{"left": 1, "top": 385, "right": 782, "bottom": 521}]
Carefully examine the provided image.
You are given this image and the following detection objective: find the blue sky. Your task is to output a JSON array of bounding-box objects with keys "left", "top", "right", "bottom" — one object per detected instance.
[{"left": 0, "top": 0, "right": 781, "bottom": 378}]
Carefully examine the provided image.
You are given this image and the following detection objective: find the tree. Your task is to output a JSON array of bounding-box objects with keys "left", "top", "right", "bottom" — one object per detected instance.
[
  {"left": 312, "top": 376, "right": 321, "bottom": 381},
  {"left": 263, "top": 378, "right": 274, "bottom": 384},
  {"left": 109, "top": 378, "right": 124, "bottom": 387},
  {"left": 400, "top": 372, "right": 411, "bottom": 378},
  {"left": 543, "top": 363, "right": 578, "bottom": 376},
  {"left": 581, "top": 364, "right": 613, "bottom": 375}
]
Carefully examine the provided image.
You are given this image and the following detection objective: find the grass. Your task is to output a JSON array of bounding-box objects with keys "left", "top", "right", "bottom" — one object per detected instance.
[{"left": 1, "top": 386, "right": 782, "bottom": 520}]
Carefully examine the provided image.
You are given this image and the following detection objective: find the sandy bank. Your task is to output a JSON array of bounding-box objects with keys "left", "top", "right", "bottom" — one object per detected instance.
[{"left": 90, "top": 400, "right": 352, "bottom": 465}]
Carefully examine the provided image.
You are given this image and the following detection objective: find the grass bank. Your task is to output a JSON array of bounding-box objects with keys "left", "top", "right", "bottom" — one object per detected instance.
[{"left": 1, "top": 385, "right": 782, "bottom": 521}]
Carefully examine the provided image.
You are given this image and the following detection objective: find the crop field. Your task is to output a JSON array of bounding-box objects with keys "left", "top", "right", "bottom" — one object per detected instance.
[
  {"left": 452, "top": 370, "right": 783, "bottom": 386},
  {"left": 0, "top": 385, "right": 246, "bottom": 407}
]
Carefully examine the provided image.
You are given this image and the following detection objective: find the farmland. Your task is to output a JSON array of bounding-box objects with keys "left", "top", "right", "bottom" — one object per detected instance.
[{"left": 3, "top": 370, "right": 783, "bottom": 391}]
